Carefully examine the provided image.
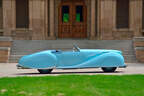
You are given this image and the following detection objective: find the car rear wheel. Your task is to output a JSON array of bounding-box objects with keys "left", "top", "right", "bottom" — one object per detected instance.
[
  {"left": 38, "top": 69, "right": 53, "bottom": 74},
  {"left": 101, "top": 67, "right": 117, "bottom": 72}
]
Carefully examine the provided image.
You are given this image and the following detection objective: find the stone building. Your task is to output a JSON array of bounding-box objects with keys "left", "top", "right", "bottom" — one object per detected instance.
[
  {"left": 0, "top": 0, "right": 143, "bottom": 40},
  {"left": 0, "top": 0, "right": 144, "bottom": 63}
]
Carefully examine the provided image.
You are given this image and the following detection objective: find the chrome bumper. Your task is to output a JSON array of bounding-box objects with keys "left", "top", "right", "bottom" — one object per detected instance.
[
  {"left": 16, "top": 64, "right": 31, "bottom": 69},
  {"left": 119, "top": 65, "right": 127, "bottom": 68}
]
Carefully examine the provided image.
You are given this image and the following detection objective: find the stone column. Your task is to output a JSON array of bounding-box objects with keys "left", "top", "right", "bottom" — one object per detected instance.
[
  {"left": 29, "top": 0, "right": 46, "bottom": 40},
  {"left": 90, "top": 0, "right": 96, "bottom": 40},
  {"left": 11, "top": 0, "right": 16, "bottom": 30},
  {"left": 49, "top": 0, "right": 55, "bottom": 39},
  {"left": 29, "top": 0, "right": 33, "bottom": 30},
  {"left": 41, "top": 0, "right": 45, "bottom": 39},
  {"left": 99, "top": 0, "right": 115, "bottom": 40},
  {"left": 45, "top": 0, "right": 49, "bottom": 38},
  {"left": 130, "top": 0, "right": 143, "bottom": 37},
  {"left": 3, "top": 0, "right": 16, "bottom": 36}
]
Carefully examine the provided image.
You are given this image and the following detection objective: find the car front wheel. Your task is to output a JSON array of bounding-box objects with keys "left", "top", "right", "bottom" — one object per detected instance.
[
  {"left": 101, "top": 67, "right": 117, "bottom": 72},
  {"left": 38, "top": 69, "right": 53, "bottom": 74}
]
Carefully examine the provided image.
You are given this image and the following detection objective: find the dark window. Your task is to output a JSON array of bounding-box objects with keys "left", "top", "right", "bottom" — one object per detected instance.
[
  {"left": 142, "top": 0, "right": 144, "bottom": 30},
  {"left": 0, "top": 0, "right": 3, "bottom": 29},
  {"left": 16, "top": 0, "right": 29, "bottom": 28},
  {"left": 0, "top": 0, "right": 2, "bottom": 8},
  {"left": 116, "top": 0, "right": 129, "bottom": 28},
  {"left": 76, "top": 6, "right": 83, "bottom": 22},
  {"left": 62, "top": 6, "right": 69, "bottom": 23}
]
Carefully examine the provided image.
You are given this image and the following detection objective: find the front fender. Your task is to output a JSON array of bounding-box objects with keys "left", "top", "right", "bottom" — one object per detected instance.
[{"left": 18, "top": 51, "right": 57, "bottom": 69}]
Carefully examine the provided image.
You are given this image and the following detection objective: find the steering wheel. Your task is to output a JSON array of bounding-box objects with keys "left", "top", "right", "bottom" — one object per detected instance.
[{"left": 73, "top": 45, "right": 80, "bottom": 52}]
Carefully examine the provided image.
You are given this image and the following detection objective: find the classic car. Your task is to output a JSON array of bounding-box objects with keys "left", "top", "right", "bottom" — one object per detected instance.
[{"left": 17, "top": 45, "right": 126, "bottom": 74}]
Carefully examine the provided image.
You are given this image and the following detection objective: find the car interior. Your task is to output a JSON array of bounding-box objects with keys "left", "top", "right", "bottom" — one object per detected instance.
[{"left": 51, "top": 45, "right": 80, "bottom": 53}]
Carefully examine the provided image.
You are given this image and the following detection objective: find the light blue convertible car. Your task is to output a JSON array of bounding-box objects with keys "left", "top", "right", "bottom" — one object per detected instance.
[{"left": 17, "top": 45, "right": 126, "bottom": 74}]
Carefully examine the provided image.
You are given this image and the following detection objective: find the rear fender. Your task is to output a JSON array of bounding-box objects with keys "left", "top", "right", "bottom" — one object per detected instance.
[
  {"left": 97, "top": 52, "right": 125, "bottom": 67},
  {"left": 19, "top": 51, "right": 57, "bottom": 69},
  {"left": 75, "top": 52, "right": 125, "bottom": 68}
]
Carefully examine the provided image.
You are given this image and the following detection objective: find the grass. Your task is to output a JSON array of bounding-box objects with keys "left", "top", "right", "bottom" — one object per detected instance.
[{"left": 0, "top": 75, "right": 144, "bottom": 96}]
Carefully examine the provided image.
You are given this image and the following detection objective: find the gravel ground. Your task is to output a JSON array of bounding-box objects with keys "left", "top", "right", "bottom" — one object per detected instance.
[{"left": 0, "top": 63, "right": 144, "bottom": 78}]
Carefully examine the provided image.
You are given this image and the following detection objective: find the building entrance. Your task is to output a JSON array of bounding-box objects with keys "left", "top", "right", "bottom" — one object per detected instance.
[{"left": 58, "top": 0, "right": 87, "bottom": 38}]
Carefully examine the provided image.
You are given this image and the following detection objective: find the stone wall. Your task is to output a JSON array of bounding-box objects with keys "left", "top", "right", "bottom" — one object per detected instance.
[
  {"left": 99, "top": 0, "right": 142, "bottom": 40},
  {"left": 1, "top": 0, "right": 144, "bottom": 40}
]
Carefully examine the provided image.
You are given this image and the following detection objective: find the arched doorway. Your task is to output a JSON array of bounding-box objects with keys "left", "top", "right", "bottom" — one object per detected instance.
[{"left": 58, "top": 0, "right": 87, "bottom": 38}]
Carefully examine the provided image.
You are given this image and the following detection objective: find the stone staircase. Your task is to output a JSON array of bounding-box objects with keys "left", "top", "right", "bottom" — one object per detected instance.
[{"left": 9, "top": 40, "right": 137, "bottom": 63}]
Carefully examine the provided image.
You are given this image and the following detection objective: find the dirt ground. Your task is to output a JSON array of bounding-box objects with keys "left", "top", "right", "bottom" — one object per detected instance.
[{"left": 0, "top": 63, "right": 144, "bottom": 78}]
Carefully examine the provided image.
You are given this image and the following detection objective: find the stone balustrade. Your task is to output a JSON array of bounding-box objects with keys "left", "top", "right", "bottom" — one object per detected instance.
[
  {"left": 133, "top": 37, "right": 144, "bottom": 62},
  {"left": 0, "top": 37, "right": 12, "bottom": 63}
]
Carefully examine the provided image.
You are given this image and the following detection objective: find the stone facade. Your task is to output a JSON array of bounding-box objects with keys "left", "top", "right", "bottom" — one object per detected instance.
[{"left": 0, "top": 0, "right": 143, "bottom": 40}]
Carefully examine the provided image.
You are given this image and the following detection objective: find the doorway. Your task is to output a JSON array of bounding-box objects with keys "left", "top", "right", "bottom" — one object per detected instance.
[
  {"left": 58, "top": 0, "right": 87, "bottom": 38},
  {"left": 16, "top": 0, "right": 29, "bottom": 28}
]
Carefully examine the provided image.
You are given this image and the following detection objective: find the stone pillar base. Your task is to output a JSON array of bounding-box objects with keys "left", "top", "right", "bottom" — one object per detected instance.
[
  {"left": 0, "top": 47, "right": 10, "bottom": 63},
  {"left": 89, "top": 36, "right": 97, "bottom": 40},
  {"left": 46, "top": 36, "right": 56, "bottom": 40}
]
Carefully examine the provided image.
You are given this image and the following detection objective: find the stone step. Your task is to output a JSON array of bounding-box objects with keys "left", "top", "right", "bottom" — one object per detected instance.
[
  {"left": 11, "top": 49, "right": 136, "bottom": 55},
  {"left": 11, "top": 40, "right": 133, "bottom": 48}
]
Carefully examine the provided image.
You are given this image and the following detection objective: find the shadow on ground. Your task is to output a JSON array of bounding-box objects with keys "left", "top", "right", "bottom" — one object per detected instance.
[{"left": 15, "top": 71, "right": 123, "bottom": 76}]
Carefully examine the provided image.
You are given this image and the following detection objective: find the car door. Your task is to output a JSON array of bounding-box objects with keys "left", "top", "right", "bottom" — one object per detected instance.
[{"left": 56, "top": 51, "right": 86, "bottom": 68}]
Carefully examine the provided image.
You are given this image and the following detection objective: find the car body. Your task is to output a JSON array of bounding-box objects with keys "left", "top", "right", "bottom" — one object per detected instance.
[{"left": 17, "top": 45, "right": 126, "bottom": 74}]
